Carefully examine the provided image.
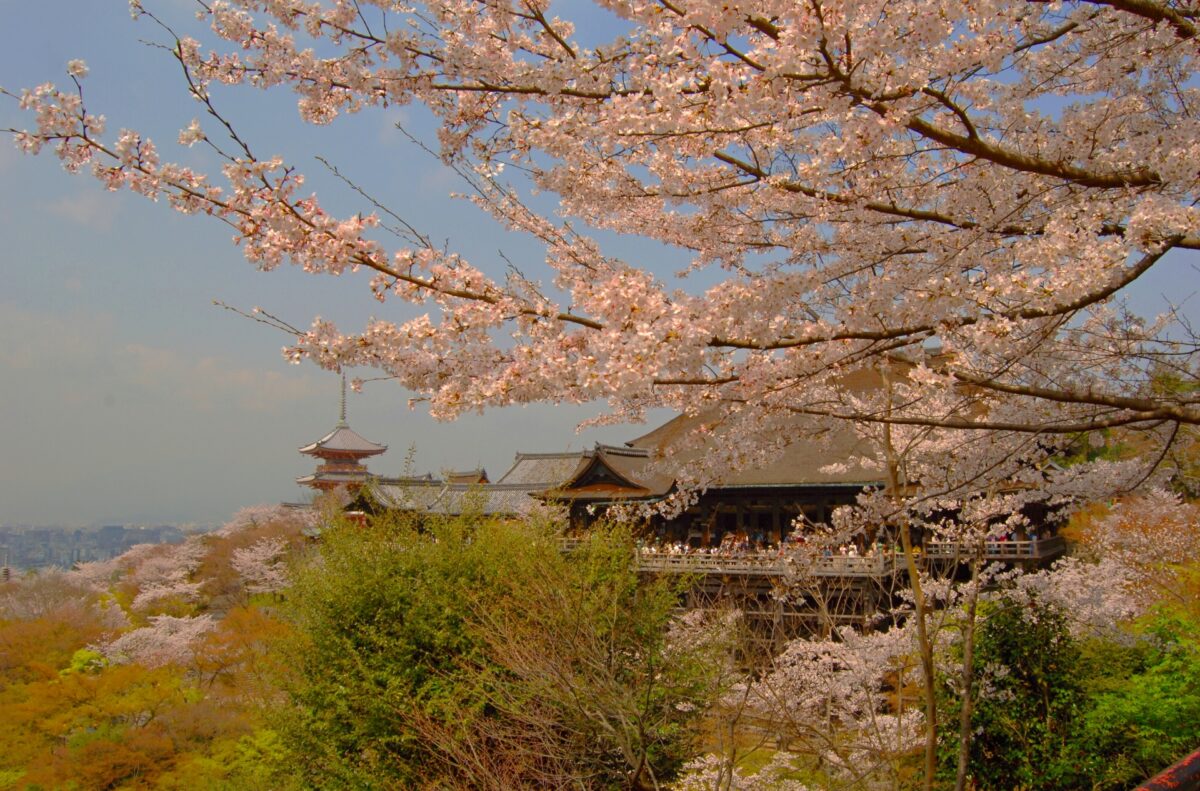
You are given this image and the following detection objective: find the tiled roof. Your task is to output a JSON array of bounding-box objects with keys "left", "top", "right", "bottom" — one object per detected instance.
[
  {"left": 626, "top": 411, "right": 885, "bottom": 487},
  {"left": 445, "top": 469, "right": 489, "bottom": 485},
  {"left": 370, "top": 480, "right": 554, "bottom": 517},
  {"left": 299, "top": 424, "right": 387, "bottom": 456},
  {"left": 437, "top": 483, "right": 552, "bottom": 516},
  {"left": 494, "top": 452, "right": 587, "bottom": 486},
  {"left": 296, "top": 470, "right": 372, "bottom": 485},
  {"left": 371, "top": 480, "right": 445, "bottom": 512},
  {"left": 621, "top": 367, "right": 903, "bottom": 488},
  {"left": 548, "top": 445, "right": 675, "bottom": 502}
]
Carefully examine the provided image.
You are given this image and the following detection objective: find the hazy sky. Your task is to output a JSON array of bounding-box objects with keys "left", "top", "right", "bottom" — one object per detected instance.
[
  {"left": 0, "top": 1, "right": 659, "bottom": 526},
  {"left": 1, "top": 3, "right": 1196, "bottom": 526}
]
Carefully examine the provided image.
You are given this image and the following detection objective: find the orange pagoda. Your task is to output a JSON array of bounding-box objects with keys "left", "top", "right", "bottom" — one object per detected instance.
[{"left": 297, "top": 377, "right": 387, "bottom": 493}]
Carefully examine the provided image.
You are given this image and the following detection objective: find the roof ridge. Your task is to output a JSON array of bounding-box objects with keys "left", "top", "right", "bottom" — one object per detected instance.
[
  {"left": 512, "top": 451, "right": 587, "bottom": 459},
  {"left": 594, "top": 443, "right": 651, "bottom": 457}
]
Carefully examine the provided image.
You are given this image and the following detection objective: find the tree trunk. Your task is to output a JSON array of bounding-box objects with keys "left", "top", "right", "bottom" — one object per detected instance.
[
  {"left": 898, "top": 518, "right": 938, "bottom": 791},
  {"left": 954, "top": 556, "right": 982, "bottom": 791},
  {"left": 883, "top": 366, "right": 937, "bottom": 791}
]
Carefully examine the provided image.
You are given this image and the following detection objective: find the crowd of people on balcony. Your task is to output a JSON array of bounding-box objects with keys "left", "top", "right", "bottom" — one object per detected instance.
[
  {"left": 633, "top": 526, "right": 1056, "bottom": 562},
  {"left": 636, "top": 531, "right": 893, "bottom": 561}
]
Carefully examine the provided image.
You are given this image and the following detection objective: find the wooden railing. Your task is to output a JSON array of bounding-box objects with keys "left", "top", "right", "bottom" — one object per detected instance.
[
  {"left": 635, "top": 550, "right": 903, "bottom": 578},
  {"left": 923, "top": 535, "right": 1067, "bottom": 561},
  {"left": 636, "top": 552, "right": 785, "bottom": 576},
  {"left": 561, "top": 535, "right": 1067, "bottom": 578},
  {"left": 1134, "top": 744, "right": 1200, "bottom": 791},
  {"left": 802, "top": 553, "right": 902, "bottom": 576}
]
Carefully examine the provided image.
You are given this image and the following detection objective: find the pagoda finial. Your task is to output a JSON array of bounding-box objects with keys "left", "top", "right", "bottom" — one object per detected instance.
[{"left": 338, "top": 372, "right": 348, "bottom": 427}]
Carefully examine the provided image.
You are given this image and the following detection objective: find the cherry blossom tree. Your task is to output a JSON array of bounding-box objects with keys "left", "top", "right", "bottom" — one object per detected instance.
[
  {"left": 127, "top": 539, "right": 209, "bottom": 613},
  {"left": 213, "top": 505, "right": 315, "bottom": 540},
  {"left": 1008, "top": 489, "right": 1199, "bottom": 631},
  {"left": 744, "top": 623, "right": 925, "bottom": 789},
  {"left": 2, "top": 0, "right": 1194, "bottom": 481},
  {"left": 672, "top": 751, "right": 814, "bottom": 791},
  {"left": 231, "top": 537, "right": 290, "bottom": 594},
  {"left": 4, "top": 5, "right": 1199, "bottom": 786},
  {"left": 100, "top": 613, "right": 217, "bottom": 668}
]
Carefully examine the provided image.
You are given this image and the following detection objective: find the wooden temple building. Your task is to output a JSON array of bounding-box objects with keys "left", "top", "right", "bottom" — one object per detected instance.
[
  {"left": 546, "top": 412, "right": 886, "bottom": 545},
  {"left": 295, "top": 381, "right": 577, "bottom": 516},
  {"left": 295, "top": 389, "right": 889, "bottom": 545},
  {"left": 296, "top": 386, "right": 1068, "bottom": 640}
]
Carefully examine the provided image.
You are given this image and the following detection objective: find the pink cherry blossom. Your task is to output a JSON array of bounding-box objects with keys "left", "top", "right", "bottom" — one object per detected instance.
[
  {"left": 2, "top": 1, "right": 1196, "bottom": 531},
  {"left": 231, "top": 536, "right": 290, "bottom": 594},
  {"left": 100, "top": 613, "right": 216, "bottom": 668}
]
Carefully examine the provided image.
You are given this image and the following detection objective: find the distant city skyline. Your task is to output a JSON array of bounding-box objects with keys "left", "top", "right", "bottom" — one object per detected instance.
[{"left": 0, "top": 523, "right": 191, "bottom": 570}]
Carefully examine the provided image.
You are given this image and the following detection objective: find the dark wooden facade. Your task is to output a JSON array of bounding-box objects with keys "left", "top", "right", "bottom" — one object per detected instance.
[{"left": 319, "top": 402, "right": 1068, "bottom": 636}]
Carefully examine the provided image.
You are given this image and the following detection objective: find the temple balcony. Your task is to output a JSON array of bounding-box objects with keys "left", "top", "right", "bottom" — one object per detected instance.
[
  {"left": 923, "top": 535, "right": 1067, "bottom": 562},
  {"left": 635, "top": 549, "right": 906, "bottom": 579}
]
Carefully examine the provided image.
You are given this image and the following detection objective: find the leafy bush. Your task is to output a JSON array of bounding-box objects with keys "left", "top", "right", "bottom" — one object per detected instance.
[{"left": 277, "top": 513, "right": 722, "bottom": 789}]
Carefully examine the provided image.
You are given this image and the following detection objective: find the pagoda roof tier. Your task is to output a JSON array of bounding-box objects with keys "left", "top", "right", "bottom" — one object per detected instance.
[
  {"left": 297, "top": 469, "right": 373, "bottom": 486},
  {"left": 299, "top": 424, "right": 387, "bottom": 457}
]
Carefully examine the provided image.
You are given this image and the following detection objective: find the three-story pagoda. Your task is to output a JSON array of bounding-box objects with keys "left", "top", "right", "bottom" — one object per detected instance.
[{"left": 297, "top": 378, "right": 386, "bottom": 492}]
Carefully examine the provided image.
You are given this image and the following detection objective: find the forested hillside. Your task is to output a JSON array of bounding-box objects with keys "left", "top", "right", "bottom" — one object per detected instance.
[{"left": 1, "top": 495, "right": 1198, "bottom": 790}]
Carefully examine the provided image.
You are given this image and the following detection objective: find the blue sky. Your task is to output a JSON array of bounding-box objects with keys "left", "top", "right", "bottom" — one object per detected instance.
[
  {"left": 1, "top": 3, "right": 1196, "bottom": 526},
  {"left": 0, "top": 1, "right": 650, "bottom": 526}
]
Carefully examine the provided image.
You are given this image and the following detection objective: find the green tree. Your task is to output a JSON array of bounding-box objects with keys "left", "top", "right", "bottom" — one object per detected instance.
[
  {"left": 939, "top": 596, "right": 1086, "bottom": 791},
  {"left": 1068, "top": 612, "right": 1200, "bottom": 790},
  {"left": 939, "top": 594, "right": 1200, "bottom": 791},
  {"left": 278, "top": 513, "right": 721, "bottom": 789}
]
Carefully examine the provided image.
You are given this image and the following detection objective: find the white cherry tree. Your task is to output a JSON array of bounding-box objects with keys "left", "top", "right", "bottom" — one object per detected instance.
[{"left": 3, "top": 1, "right": 1195, "bottom": 460}]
